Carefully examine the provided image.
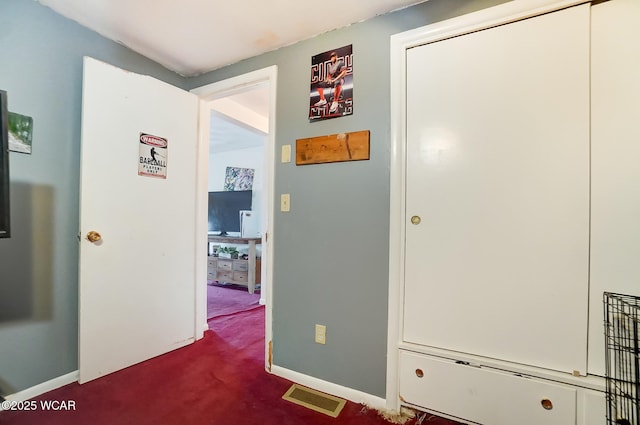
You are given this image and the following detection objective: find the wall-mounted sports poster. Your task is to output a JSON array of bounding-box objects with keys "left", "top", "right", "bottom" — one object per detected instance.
[
  {"left": 309, "top": 45, "right": 353, "bottom": 121},
  {"left": 138, "top": 132, "right": 168, "bottom": 179}
]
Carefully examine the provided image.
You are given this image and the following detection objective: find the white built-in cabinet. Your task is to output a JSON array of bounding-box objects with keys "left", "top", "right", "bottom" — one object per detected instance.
[
  {"left": 589, "top": 0, "right": 640, "bottom": 377},
  {"left": 404, "top": 3, "right": 590, "bottom": 375},
  {"left": 389, "top": 0, "right": 640, "bottom": 424}
]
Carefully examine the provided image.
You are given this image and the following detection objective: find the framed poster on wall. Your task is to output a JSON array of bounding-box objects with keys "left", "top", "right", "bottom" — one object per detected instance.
[
  {"left": 0, "top": 90, "right": 11, "bottom": 238},
  {"left": 8, "top": 111, "right": 33, "bottom": 154},
  {"left": 309, "top": 44, "right": 353, "bottom": 121}
]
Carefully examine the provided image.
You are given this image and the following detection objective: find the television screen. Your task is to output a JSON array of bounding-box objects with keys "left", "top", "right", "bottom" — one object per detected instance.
[
  {"left": 0, "top": 90, "right": 10, "bottom": 239},
  {"left": 208, "top": 190, "right": 252, "bottom": 236}
]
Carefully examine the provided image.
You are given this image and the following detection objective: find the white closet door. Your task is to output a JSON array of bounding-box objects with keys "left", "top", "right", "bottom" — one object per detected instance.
[
  {"left": 403, "top": 5, "right": 590, "bottom": 373},
  {"left": 589, "top": 0, "right": 640, "bottom": 376}
]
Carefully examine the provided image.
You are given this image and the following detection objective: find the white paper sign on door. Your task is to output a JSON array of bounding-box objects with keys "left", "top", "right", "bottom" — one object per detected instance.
[{"left": 138, "top": 132, "right": 168, "bottom": 179}]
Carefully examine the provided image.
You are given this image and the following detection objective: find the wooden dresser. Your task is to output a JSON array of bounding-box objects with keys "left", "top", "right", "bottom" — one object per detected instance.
[{"left": 207, "top": 236, "right": 261, "bottom": 294}]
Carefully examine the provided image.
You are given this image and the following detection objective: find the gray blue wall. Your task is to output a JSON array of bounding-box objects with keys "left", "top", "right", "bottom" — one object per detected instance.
[
  {"left": 0, "top": 0, "right": 187, "bottom": 394},
  {"left": 0, "top": 0, "right": 505, "bottom": 398},
  {"left": 188, "top": 0, "right": 506, "bottom": 397}
]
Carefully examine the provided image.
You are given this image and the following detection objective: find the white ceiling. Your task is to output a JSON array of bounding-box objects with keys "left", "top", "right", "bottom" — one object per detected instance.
[
  {"left": 210, "top": 86, "right": 270, "bottom": 153},
  {"left": 210, "top": 111, "right": 267, "bottom": 153},
  {"left": 37, "top": 0, "right": 428, "bottom": 77},
  {"left": 36, "top": 0, "right": 427, "bottom": 151}
]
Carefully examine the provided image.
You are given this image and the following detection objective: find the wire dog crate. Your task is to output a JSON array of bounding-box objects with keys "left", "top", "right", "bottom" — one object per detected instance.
[{"left": 604, "top": 292, "right": 640, "bottom": 425}]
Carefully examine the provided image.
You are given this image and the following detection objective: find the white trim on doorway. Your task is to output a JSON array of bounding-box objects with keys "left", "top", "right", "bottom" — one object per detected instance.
[{"left": 190, "top": 65, "right": 277, "bottom": 373}]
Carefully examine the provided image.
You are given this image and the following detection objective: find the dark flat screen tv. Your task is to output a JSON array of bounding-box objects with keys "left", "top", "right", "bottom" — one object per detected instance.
[
  {"left": 208, "top": 190, "right": 252, "bottom": 236},
  {"left": 0, "top": 90, "right": 10, "bottom": 239}
]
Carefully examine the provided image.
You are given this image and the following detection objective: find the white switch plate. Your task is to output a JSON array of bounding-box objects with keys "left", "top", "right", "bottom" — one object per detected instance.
[
  {"left": 281, "top": 144, "right": 291, "bottom": 163},
  {"left": 315, "top": 324, "right": 326, "bottom": 344},
  {"left": 281, "top": 194, "right": 291, "bottom": 212}
]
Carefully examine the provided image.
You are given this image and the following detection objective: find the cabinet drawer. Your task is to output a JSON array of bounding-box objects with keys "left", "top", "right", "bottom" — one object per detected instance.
[
  {"left": 233, "top": 260, "right": 248, "bottom": 271},
  {"left": 207, "top": 258, "right": 217, "bottom": 269},
  {"left": 399, "top": 351, "right": 576, "bottom": 425},
  {"left": 233, "top": 271, "right": 248, "bottom": 283},
  {"left": 217, "top": 259, "right": 233, "bottom": 271},
  {"left": 207, "top": 270, "right": 217, "bottom": 280},
  {"left": 217, "top": 271, "right": 233, "bottom": 281}
]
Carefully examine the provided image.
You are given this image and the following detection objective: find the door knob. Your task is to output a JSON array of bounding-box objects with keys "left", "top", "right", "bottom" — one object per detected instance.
[
  {"left": 540, "top": 398, "right": 553, "bottom": 410},
  {"left": 410, "top": 215, "right": 421, "bottom": 225},
  {"left": 86, "top": 231, "right": 102, "bottom": 243}
]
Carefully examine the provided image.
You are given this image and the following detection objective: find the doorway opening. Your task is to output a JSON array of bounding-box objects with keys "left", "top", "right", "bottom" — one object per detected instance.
[
  {"left": 207, "top": 85, "right": 267, "bottom": 312},
  {"left": 192, "top": 66, "right": 277, "bottom": 371}
]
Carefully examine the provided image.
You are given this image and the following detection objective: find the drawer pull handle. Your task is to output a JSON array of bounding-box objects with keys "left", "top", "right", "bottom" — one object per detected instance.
[
  {"left": 541, "top": 398, "right": 553, "bottom": 410},
  {"left": 415, "top": 369, "right": 424, "bottom": 378}
]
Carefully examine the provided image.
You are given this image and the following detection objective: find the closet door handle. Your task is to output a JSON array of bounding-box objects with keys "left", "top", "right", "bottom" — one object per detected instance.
[{"left": 86, "top": 231, "right": 102, "bottom": 243}]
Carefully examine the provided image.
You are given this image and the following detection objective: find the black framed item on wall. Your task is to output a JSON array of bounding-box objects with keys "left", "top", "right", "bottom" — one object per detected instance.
[{"left": 0, "top": 90, "right": 10, "bottom": 238}]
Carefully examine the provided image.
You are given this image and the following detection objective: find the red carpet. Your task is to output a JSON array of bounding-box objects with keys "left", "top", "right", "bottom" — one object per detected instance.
[
  {"left": 0, "top": 307, "right": 460, "bottom": 425},
  {"left": 207, "top": 282, "right": 260, "bottom": 319}
]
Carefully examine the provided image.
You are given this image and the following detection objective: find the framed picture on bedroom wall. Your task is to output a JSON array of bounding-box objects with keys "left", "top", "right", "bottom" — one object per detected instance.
[
  {"left": 0, "top": 89, "right": 11, "bottom": 238},
  {"left": 309, "top": 44, "right": 353, "bottom": 121}
]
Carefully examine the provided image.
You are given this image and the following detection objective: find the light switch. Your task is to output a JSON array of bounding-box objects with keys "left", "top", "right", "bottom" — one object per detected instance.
[
  {"left": 315, "top": 324, "right": 326, "bottom": 344},
  {"left": 281, "top": 144, "right": 292, "bottom": 163},
  {"left": 280, "top": 194, "right": 291, "bottom": 212}
]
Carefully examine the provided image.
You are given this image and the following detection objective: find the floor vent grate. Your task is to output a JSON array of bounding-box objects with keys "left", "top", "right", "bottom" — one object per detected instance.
[{"left": 282, "top": 384, "right": 346, "bottom": 417}]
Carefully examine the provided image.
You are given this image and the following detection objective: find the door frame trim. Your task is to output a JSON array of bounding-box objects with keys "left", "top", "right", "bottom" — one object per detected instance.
[
  {"left": 191, "top": 65, "right": 277, "bottom": 371},
  {"left": 386, "top": 0, "right": 588, "bottom": 411}
]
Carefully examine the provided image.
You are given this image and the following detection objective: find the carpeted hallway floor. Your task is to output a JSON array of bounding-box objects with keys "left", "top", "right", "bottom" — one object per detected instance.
[{"left": 1, "top": 293, "right": 460, "bottom": 425}]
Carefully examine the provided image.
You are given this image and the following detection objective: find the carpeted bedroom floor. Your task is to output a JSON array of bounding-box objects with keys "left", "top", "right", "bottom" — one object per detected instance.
[{"left": 207, "top": 281, "right": 261, "bottom": 319}]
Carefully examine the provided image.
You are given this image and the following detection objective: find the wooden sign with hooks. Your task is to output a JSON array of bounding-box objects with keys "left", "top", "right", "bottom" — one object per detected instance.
[{"left": 295, "top": 130, "right": 369, "bottom": 165}]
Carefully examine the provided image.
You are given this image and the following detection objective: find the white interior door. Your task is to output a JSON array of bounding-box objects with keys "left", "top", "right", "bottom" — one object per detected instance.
[
  {"left": 79, "top": 57, "right": 199, "bottom": 383},
  {"left": 403, "top": 5, "right": 590, "bottom": 374}
]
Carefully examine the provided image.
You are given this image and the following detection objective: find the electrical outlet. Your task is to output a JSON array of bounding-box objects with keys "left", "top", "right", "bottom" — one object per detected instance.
[
  {"left": 315, "top": 324, "right": 326, "bottom": 344},
  {"left": 281, "top": 144, "right": 291, "bottom": 163},
  {"left": 281, "top": 194, "right": 291, "bottom": 212}
]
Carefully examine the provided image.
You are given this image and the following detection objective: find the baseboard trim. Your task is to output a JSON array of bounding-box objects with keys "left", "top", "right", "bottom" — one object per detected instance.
[
  {"left": 270, "top": 365, "right": 386, "bottom": 410},
  {"left": 0, "top": 371, "right": 78, "bottom": 409},
  {"left": 4, "top": 368, "right": 386, "bottom": 413},
  {"left": 198, "top": 321, "right": 209, "bottom": 338}
]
